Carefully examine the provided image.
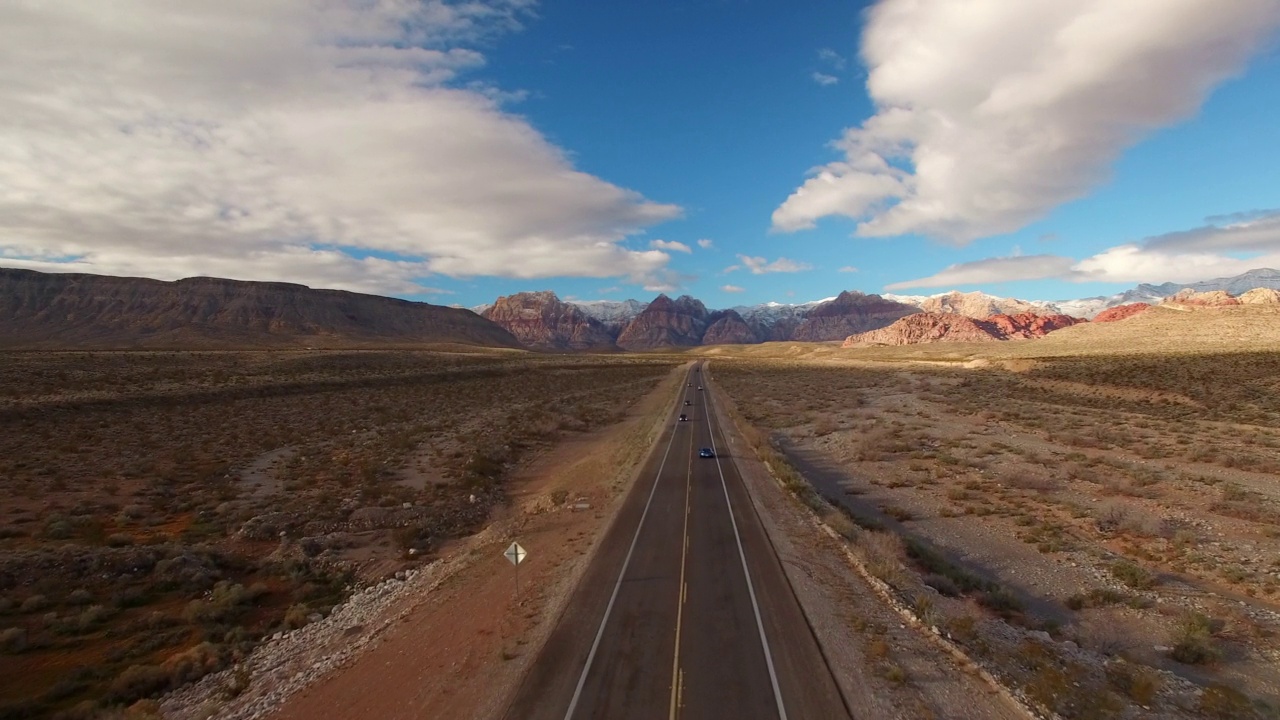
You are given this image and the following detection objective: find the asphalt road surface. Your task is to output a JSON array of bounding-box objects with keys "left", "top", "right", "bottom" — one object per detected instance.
[{"left": 503, "top": 363, "right": 851, "bottom": 720}]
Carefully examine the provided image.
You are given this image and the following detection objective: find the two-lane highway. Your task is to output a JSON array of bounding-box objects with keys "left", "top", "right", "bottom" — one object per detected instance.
[{"left": 503, "top": 363, "right": 850, "bottom": 720}]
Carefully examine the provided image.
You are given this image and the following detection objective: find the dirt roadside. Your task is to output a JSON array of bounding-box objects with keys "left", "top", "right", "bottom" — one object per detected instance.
[
  {"left": 162, "top": 363, "right": 688, "bottom": 720},
  {"left": 704, "top": 364, "right": 1030, "bottom": 720}
]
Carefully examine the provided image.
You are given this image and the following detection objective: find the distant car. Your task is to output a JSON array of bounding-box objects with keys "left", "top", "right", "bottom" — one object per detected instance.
[
  {"left": 684, "top": 400, "right": 691, "bottom": 406},
  {"left": 697, "top": 386, "right": 703, "bottom": 391},
  {"left": 687, "top": 382, "right": 692, "bottom": 387},
  {"left": 699, "top": 448, "right": 715, "bottom": 458},
  {"left": 679, "top": 414, "right": 688, "bottom": 422}
]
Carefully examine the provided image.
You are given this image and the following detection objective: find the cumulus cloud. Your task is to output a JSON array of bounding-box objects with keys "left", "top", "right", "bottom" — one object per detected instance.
[
  {"left": 0, "top": 1, "right": 681, "bottom": 295},
  {"left": 812, "top": 72, "right": 839, "bottom": 87},
  {"left": 650, "top": 239, "right": 692, "bottom": 253},
  {"left": 720, "top": 284, "right": 746, "bottom": 293},
  {"left": 697, "top": 238, "right": 715, "bottom": 249},
  {"left": 1073, "top": 211, "right": 1280, "bottom": 283},
  {"left": 839, "top": 266, "right": 859, "bottom": 273},
  {"left": 737, "top": 255, "right": 813, "bottom": 275},
  {"left": 774, "top": 0, "right": 1280, "bottom": 241},
  {"left": 889, "top": 210, "right": 1280, "bottom": 288}
]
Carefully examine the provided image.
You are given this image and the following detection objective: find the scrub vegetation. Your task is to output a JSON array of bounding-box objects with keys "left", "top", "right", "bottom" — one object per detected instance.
[
  {"left": 0, "top": 350, "right": 677, "bottom": 718},
  {"left": 715, "top": 351, "right": 1280, "bottom": 718}
]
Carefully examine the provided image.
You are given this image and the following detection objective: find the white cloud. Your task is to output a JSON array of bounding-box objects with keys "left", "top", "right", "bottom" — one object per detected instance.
[
  {"left": 886, "top": 255, "right": 1076, "bottom": 290},
  {"left": 697, "top": 238, "right": 715, "bottom": 249},
  {"left": 650, "top": 239, "right": 692, "bottom": 253},
  {"left": 839, "top": 266, "right": 859, "bottom": 273},
  {"left": 817, "top": 48, "right": 847, "bottom": 70},
  {"left": 888, "top": 210, "right": 1280, "bottom": 288},
  {"left": 737, "top": 255, "right": 813, "bottom": 275},
  {"left": 774, "top": 0, "right": 1280, "bottom": 241},
  {"left": 1073, "top": 211, "right": 1280, "bottom": 283},
  {"left": 0, "top": 1, "right": 681, "bottom": 295},
  {"left": 721, "top": 284, "right": 746, "bottom": 293},
  {"left": 812, "top": 72, "right": 839, "bottom": 87}
]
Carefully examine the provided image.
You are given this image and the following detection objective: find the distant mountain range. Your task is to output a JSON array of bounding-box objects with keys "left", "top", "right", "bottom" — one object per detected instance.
[
  {"left": 0, "top": 268, "right": 519, "bottom": 349},
  {"left": 5, "top": 266, "right": 1278, "bottom": 351}
]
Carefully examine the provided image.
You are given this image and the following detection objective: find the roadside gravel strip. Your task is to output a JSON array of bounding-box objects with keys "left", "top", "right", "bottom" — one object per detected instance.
[
  {"left": 704, "top": 365, "right": 1029, "bottom": 720},
  {"left": 160, "top": 363, "right": 690, "bottom": 720}
]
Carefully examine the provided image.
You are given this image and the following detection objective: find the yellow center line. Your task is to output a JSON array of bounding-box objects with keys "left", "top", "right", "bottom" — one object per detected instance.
[{"left": 669, "top": 408, "right": 694, "bottom": 720}]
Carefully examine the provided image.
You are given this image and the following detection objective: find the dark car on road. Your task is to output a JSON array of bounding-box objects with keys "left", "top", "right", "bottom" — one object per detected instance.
[
  {"left": 698, "top": 448, "right": 715, "bottom": 458},
  {"left": 684, "top": 400, "right": 691, "bottom": 406},
  {"left": 679, "top": 414, "right": 688, "bottom": 422},
  {"left": 697, "top": 386, "right": 703, "bottom": 391}
]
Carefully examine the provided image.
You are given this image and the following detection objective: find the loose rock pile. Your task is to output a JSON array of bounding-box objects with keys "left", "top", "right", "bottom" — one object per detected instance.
[{"left": 161, "top": 561, "right": 446, "bottom": 720}]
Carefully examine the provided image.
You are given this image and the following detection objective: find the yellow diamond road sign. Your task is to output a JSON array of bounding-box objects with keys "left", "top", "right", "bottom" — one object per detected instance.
[{"left": 504, "top": 541, "right": 527, "bottom": 566}]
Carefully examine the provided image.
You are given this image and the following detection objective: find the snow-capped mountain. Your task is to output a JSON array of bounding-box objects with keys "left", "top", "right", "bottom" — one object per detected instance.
[
  {"left": 569, "top": 298, "right": 649, "bottom": 324},
  {"left": 1043, "top": 269, "right": 1280, "bottom": 318},
  {"left": 730, "top": 297, "right": 834, "bottom": 324}
]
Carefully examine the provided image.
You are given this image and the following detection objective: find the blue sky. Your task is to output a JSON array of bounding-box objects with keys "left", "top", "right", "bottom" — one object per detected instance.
[{"left": 2, "top": 1, "right": 1279, "bottom": 309}]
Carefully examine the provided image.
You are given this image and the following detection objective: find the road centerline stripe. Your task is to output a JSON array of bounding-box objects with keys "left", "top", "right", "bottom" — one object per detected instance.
[
  {"left": 668, "top": 442, "right": 693, "bottom": 720},
  {"left": 700, "top": 365, "right": 789, "bottom": 720},
  {"left": 561, "top": 369, "right": 691, "bottom": 720}
]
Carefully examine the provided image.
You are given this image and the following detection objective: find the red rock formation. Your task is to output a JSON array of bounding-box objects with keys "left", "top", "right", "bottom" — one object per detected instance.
[
  {"left": 843, "top": 313, "right": 999, "bottom": 346},
  {"left": 1240, "top": 288, "right": 1280, "bottom": 305},
  {"left": 1163, "top": 289, "right": 1241, "bottom": 307},
  {"left": 984, "top": 312, "right": 1085, "bottom": 338},
  {"left": 843, "top": 310, "right": 1083, "bottom": 346},
  {"left": 701, "top": 310, "right": 761, "bottom": 345},
  {"left": 481, "top": 291, "right": 615, "bottom": 350},
  {"left": 1092, "top": 303, "right": 1151, "bottom": 323},
  {"left": 0, "top": 268, "right": 520, "bottom": 349},
  {"left": 791, "top": 291, "right": 917, "bottom": 341},
  {"left": 615, "top": 294, "right": 710, "bottom": 350}
]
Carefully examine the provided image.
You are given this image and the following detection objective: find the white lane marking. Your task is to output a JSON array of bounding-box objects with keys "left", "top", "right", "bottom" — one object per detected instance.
[
  {"left": 562, "top": 371, "right": 691, "bottom": 720},
  {"left": 700, "top": 368, "right": 788, "bottom": 720}
]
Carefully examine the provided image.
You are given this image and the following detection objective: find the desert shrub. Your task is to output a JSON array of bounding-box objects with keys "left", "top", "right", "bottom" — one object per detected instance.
[
  {"left": 882, "top": 505, "right": 913, "bottom": 521},
  {"left": 1065, "top": 588, "right": 1128, "bottom": 610},
  {"left": 923, "top": 573, "right": 961, "bottom": 597},
  {"left": 44, "top": 519, "right": 72, "bottom": 539},
  {"left": 858, "top": 532, "right": 907, "bottom": 588},
  {"left": 106, "top": 532, "right": 135, "bottom": 547},
  {"left": 0, "top": 627, "right": 26, "bottom": 654},
  {"left": 1170, "top": 612, "right": 1221, "bottom": 665},
  {"left": 1110, "top": 560, "right": 1156, "bottom": 590},
  {"left": 1105, "top": 662, "right": 1161, "bottom": 705},
  {"left": 283, "top": 603, "right": 310, "bottom": 629},
  {"left": 78, "top": 604, "right": 111, "bottom": 631},
  {"left": 108, "top": 664, "right": 171, "bottom": 704},
  {"left": 67, "top": 588, "right": 93, "bottom": 606},
  {"left": 1197, "top": 683, "right": 1256, "bottom": 719},
  {"left": 20, "top": 594, "right": 47, "bottom": 613}
]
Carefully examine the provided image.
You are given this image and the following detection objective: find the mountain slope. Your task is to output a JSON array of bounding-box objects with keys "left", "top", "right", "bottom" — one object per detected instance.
[
  {"left": 614, "top": 294, "right": 710, "bottom": 350},
  {"left": 481, "top": 291, "right": 615, "bottom": 350},
  {"left": 0, "top": 268, "right": 520, "bottom": 349},
  {"left": 792, "top": 291, "right": 917, "bottom": 341}
]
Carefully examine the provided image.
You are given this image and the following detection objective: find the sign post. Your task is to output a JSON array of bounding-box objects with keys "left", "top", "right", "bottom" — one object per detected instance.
[{"left": 504, "top": 541, "right": 528, "bottom": 598}]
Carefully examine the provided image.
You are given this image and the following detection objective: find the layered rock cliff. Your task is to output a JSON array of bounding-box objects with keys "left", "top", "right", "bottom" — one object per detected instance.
[
  {"left": 1092, "top": 303, "right": 1151, "bottom": 323},
  {"left": 843, "top": 311, "right": 1083, "bottom": 346},
  {"left": 614, "top": 294, "right": 710, "bottom": 350},
  {"left": 481, "top": 291, "right": 615, "bottom": 350},
  {"left": 701, "top": 310, "right": 761, "bottom": 345},
  {"left": 791, "top": 291, "right": 917, "bottom": 341},
  {"left": 0, "top": 268, "right": 520, "bottom": 349}
]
